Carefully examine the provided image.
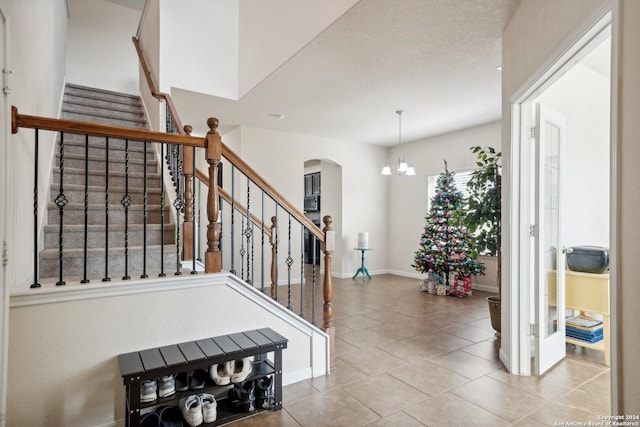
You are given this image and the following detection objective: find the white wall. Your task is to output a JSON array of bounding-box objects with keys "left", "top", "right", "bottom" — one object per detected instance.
[
  {"left": 535, "top": 63, "right": 610, "bottom": 248},
  {"left": 66, "top": 0, "right": 141, "bottom": 94},
  {"left": 235, "top": 125, "right": 389, "bottom": 279},
  {"left": 7, "top": 274, "right": 328, "bottom": 426},
  {"left": 386, "top": 121, "right": 501, "bottom": 280},
  {"left": 159, "top": 0, "right": 238, "bottom": 100},
  {"left": 138, "top": 0, "right": 161, "bottom": 130},
  {"left": 5, "top": 0, "right": 68, "bottom": 289}
]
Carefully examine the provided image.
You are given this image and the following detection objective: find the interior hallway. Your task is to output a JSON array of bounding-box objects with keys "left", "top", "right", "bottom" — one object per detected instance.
[{"left": 234, "top": 274, "right": 610, "bottom": 426}]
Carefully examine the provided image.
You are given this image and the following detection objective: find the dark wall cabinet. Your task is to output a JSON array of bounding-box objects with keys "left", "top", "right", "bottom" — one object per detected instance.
[{"left": 304, "top": 172, "right": 321, "bottom": 196}]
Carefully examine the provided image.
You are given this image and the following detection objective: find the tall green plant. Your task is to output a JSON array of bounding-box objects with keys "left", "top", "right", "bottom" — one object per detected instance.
[{"left": 465, "top": 146, "right": 502, "bottom": 294}]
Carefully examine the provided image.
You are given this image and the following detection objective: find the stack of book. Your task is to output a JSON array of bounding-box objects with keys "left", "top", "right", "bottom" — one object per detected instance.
[{"left": 566, "top": 314, "right": 603, "bottom": 343}]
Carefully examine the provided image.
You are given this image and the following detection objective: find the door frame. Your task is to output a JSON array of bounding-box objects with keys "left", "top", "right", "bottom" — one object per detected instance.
[
  {"left": 0, "top": 1, "right": 9, "bottom": 424},
  {"left": 507, "top": 5, "right": 616, "bottom": 381}
]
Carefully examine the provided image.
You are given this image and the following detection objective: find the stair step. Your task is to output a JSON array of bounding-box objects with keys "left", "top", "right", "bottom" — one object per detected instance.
[
  {"left": 39, "top": 244, "right": 181, "bottom": 281},
  {"left": 65, "top": 83, "right": 143, "bottom": 106},
  {"left": 62, "top": 110, "right": 148, "bottom": 128},
  {"left": 63, "top": 94, "right": 143, "bottom": 115},
  {"left": 47, "top": 202, "right": 169, "bottom": 225},
  {"left": 44, "top": 223, "right": 176, "bottom": 250},
  {"left": 61, "top": 104, "right": 144, "bottom": 124},
  {"left": 53, "top": 167, "right": 161, "bottom": 188},
  {"left": 56, "top": 140, "right": 158, "bottom": 162},
  {"left": 55, "top": 151, "right": 158, "bottom": 173},
  {"left": 49, "top": 183, "right": 166, "bottom": 205}
]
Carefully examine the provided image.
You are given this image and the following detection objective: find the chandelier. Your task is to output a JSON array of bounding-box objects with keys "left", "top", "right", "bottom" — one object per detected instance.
[{"left": 381, "top": 110, "right": 415, "bottom": 176}]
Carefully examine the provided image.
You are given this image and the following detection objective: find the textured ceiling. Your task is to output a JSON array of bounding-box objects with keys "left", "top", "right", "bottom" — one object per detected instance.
[{"left": 174, "top": 0, "right": 521, "bottom": 146}]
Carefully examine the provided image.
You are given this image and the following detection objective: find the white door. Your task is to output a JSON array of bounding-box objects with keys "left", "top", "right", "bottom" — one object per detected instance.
[
  {"left": 534, "top": 103, "right": 567, "bottom": 375},
  {"left": 0, "top": 2, "right": 8, "bottom": 422}
]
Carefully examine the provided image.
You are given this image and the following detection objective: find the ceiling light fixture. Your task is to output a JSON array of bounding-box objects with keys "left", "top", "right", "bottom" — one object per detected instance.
[{"left": 382, "top": 110, "right": 415, "bottom": 176}]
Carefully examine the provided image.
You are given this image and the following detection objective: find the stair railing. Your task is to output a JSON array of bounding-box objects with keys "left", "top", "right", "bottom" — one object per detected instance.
[
  {"left": 133, "top": 36, "right": 336, "bottom": 368},
  {"left": 11, "top": 106, "right": 224, "bottom": 282}
]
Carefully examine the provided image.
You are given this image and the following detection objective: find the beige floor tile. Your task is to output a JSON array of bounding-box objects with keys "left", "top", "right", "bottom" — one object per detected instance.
[
  {"left": 450, "top": 376, "right": 547, "bottom": 422},
  {"left": 364, "top": 411, "right": 425, "bottom": 426},
  {"left": 335, "top": 337, "right": 360, "bottom": 357},
  {"left": 528, "top": 401, "right": 599, "bottom": 425},
  {"left": 285, "top": 388, "right": 380, "bottom": 427},
  {"left": 388, "top": 358, "right": 471, "bottom": 396},
  {"left": 230, "top": 409, "right": 302, "bottom": 427},
  {"left": 334, "top": 314, "right": 383, "bottom": 331},
  {"left": 376, "top": 336, "right": 445, "bottom": 362},
  {"left": 404, "top": 392, "right": 510, "bottom": 427},
  {"left": 283, "top": 379, "right": 320, "bottom": 405},
  {"left": 430, "top": 349, "right": 502, "bottom": 379},
  {"left": 339, "top": 329, "right": 396, "bottom": 349},
  {"left": 557, "top": 371, "right": 611, "bottom": 415},
  {"left": 309, "top": 358, "right": 369, "bottom": 393},
  {"left": 459, "top": 338, "right": 501, "bottom": 362},
  {"left": 443, "top": 324, "right": 497, "bottom": 342},
  {"left": 344, "top": 373, "right": 429, "bottom": 416},
  {"left": 510, "top": 416, "right": 550, "bottom": 426},
  {"left": 339, "top": 347, "right": 408, "bottom": 376}
]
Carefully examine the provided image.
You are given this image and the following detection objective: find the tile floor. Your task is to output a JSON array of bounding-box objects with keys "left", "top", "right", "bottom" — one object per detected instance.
[{"left": 234, "top": 274, "right": 610, "bottom": 427}]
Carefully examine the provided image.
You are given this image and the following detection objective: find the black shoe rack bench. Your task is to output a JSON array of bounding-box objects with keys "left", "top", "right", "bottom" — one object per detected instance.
[{"left": 117, "top": 328, "right": 288, "bottom": 427}]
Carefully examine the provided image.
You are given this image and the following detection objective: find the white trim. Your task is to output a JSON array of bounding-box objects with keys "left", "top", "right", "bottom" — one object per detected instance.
[
  {"left": 608, "top": 0, "right": 620, "bottom": 415},
  {"left": 508, "top": 6, "right": 613, "bottom": 379},
  {"left": 0, "top": 3, "right": 9, "bottom": 424},
  {"left": 283, "top": 367, "right": 313, "bottom": 386}
]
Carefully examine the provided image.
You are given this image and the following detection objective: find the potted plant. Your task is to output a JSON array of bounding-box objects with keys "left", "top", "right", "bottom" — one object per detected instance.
[{"left": 465, "top": 146, "right": 502, "bottom": 334}]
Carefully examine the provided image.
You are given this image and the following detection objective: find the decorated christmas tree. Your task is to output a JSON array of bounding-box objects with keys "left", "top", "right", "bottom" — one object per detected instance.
[{"left": 412, "top": 161, "right": 484, "bottom": 292}]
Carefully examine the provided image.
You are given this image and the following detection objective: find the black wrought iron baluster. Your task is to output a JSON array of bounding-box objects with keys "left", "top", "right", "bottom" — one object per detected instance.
[
  {"left": 191, "top": 146, "right": 197, "bottom": 274},
  {"left": 251, "top": 222, "right": 255, "bottom": 287},
  {"left": 286, "top": 214, "right": 293, "bottom": 311},
  {"left": 300, "top": 225, "right": 305, "bottom": 318},
  {"left": 312, "top": 234, "right": 317, "bottom": 326},
  {"left": 230, "top": 164, "right": 236, "bottom": 275},
  {"left": 31, "top": 129, "right": 41, "bottom": 288},
  {"left": 141, "top": 141, "right": 148, "bottom": 279},
  {"left": 174, "top": 150, "right": 184, "bottom": 276},
  {"left": 55, "top": 131, "right": 67, "bottom": 287},
  {"left": 121, "top": 139, "right": 131, "bottom": 280},
  {"left": 80, "top": 134, "right": 90, "bottom": 284},
  {"left": 103, "top": 136, "right": 111, "bottom": 282},
  {"left": 260, "top": 191, "right": 265, "bottom": 293},
  {"left": 245, "top": 176, "right": 252, "bottom": 285},
  {"left": 240, "top": 215, "right": 245, "bottom": 281},
  {"left": 159, "top": 143, "right": 166, "bottom": 277},
  {"left": 274, "top": 204, "right": 279, "bottom": 302}
]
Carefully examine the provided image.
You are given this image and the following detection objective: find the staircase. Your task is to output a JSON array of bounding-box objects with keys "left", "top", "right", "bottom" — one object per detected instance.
[{"left": 40, "top": 84, "right": 175, "bottom": 282}]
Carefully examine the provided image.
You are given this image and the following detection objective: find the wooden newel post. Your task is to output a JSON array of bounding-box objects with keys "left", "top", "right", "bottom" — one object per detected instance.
[
  {"left": 182, "top": 125, "right": 194, "bottom": 261},
  {"left": 204, "top": 118, "right": 222, "bottom": 273},
  {"left": 269, "top": 216, "right": 278, "bottom": 300},
  {"left": 322, "top": 215, "right": 336, "bottom": 370}
]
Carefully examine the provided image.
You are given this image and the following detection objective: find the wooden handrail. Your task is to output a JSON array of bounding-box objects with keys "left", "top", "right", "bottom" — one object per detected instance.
[
  {"left": 11, "top": 106, "right": 204, "bottom": 147},
  {"left": 132, "top": 37, "right": 185, "bottom": 134},
  {"left": 220, "top": 144, "right": 325, "bottom": 241},
  {"left": 195, "top": 169, "right": 271, "bottom": 237}
]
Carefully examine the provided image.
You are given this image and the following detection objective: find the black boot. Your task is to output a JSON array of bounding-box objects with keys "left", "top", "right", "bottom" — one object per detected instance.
[{"left": 255, "top": 376, "right": 274, "bottom": 410}]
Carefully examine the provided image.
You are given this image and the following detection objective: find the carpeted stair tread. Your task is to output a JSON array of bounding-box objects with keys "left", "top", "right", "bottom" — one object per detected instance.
[{"left": 64, "top": 83, "right": 143, "bottom": 105}]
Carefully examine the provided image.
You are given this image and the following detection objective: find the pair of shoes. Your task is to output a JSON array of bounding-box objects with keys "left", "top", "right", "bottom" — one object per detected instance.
[
  {"left": 179, "top": 393, "right": 217, "bottom": 427},
  {"left": 210, "top": 357, "right": 253, "bottom": 385},
  {"left": 157, "top": 406, "right": 184, "bottom": 427},
  {"left": 158, "top": 375, "right": 176, "bottom": 398},
  {"left": 255, "top": 376, "right": 274, "bottom": 409},
  {"left": 209, "top": 361, "right": 234, "bottom": 385},
  {"left": 228, "top": 381, "right": 255, "bottom": 413},
  {"left": 140, "top": 406, "right": 184, "bottom": 427},
  {"left": 175, "top": 370, "right": 208, "bottom": 391},
  {"left": 140, "top": 411, "right": 161, "bottom": 427},
  {"left": 140, "top": 379, "right": 157, "bottom": 403}
]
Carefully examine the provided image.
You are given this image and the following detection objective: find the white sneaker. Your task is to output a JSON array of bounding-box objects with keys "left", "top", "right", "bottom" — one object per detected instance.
[
  {"left": 210, "top": 360, "right": 234, "bottom": 385},
  {"left": 231, "top": 357, "right": 253, "bottom": 383},
  {"left": 199, "top": 393, "right": 217, "bottom": 423},
  {"left": 179, "top": 395, "right": 203, "bottom": 427},
  {"left": 140, "top": 379, "right": 157, "bottom": 403}
]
